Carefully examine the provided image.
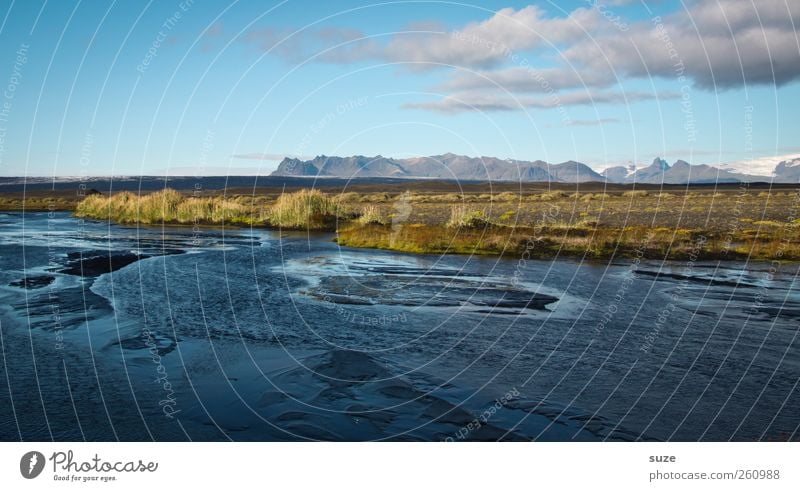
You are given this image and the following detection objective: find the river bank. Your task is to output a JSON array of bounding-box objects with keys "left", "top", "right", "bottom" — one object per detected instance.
[{"left": 5, "top": 186, "right": 800, "bottom": 261}]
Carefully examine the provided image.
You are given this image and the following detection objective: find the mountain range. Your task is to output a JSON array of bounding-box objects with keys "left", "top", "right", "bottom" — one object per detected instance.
[{"left": 272, "top": 154, "right": 800, "bottom": 184}]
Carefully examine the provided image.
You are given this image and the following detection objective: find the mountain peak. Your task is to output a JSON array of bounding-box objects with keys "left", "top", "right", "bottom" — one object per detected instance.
[
  {"left": 672, "top": 159, "right": 691, "bottom": 169},
  {"left": 650, "top": 157, "right": 670, "bottom": 170},
  {"left": 273, "top": 157, "right": 320, "bottom": 176}
]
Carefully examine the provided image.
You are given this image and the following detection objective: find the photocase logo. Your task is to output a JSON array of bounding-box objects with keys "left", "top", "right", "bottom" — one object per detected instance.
[{"left": 20, "top": 451, "right": 45, "bottom": 479}]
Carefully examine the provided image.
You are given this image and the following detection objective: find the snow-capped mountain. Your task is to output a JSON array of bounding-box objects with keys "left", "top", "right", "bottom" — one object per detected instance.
[{"left": 272, "top": 154, "right": 788, "bottom": 183}]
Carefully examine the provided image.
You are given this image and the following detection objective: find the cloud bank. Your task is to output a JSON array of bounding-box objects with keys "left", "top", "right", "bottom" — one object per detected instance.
[{"left": 244, "top": 1, "right": 800, "bottom": 113}]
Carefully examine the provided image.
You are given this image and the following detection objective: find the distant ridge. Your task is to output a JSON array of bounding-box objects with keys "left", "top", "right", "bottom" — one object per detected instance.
[
  {"left": 600, "top": 157, "right": 768, "bottom": 184},
  {"left": 272, "top": 154, "right": 791, "bottom": 184},
  {"left": 272, "top": 154, "right": 605, "bottom": 182}
]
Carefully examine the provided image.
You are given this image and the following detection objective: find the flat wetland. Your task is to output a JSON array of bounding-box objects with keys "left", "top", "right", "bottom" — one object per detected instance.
[{"left": 3, "top": 180, "right": 799, "bottom": 261}]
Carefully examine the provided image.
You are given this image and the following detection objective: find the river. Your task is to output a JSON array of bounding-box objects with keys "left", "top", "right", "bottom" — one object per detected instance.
[{"left": 0, "top": 212, "right": 797, "bottom": 441}]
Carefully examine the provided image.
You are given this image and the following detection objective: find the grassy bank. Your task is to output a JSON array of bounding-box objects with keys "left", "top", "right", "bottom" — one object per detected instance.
[
  {"left": 336, "top": 222, "right": 800, "bottom": 260},
  {"left": 0, "top": 195, "right": 78, "bottom": 211},
  {"left": 74, "top": 188, "right": 351, "bottom": 229},
  {"left": 69, "top": 187, "right": 800, "bottom": 260},
  {"left": 335, "top": 191, "right": 800, "bottom": 261}
]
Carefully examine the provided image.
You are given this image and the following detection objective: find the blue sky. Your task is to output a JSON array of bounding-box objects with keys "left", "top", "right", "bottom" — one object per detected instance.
[{"left": 0, "top": 0, "right": 798, "bottom": 176}]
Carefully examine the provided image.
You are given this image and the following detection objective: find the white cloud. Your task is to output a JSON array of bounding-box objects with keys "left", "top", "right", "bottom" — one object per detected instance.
[
  {"left": 403, "top": 90, "right": 675, "bottom": 113},
  {"left": 244, "top": 5, "right": 600, "bottom": 68},
  {"left": 440, "top": 65, "right": 618, "bottom": 92},
  {"left": 386, "top": 6, "right": 598, "bottom": 68},
  {"left": 243, "top": 26, "right": 380, "bottom": 63},
  {"left": 564, "top": 0, "right": 800, "bottom": 88},
  {"left": 432, "top": 1, "right": 800, "bottom": 92},
  {"left": 244, "top": 1, "right": 800, "bottom": 112}
]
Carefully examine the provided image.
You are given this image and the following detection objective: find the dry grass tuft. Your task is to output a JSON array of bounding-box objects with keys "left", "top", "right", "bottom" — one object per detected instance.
[
  {"left": 447, "top": 204, "right": 489, "bottom": 228},
  {"left": 357, "top": 205, "right": 386, "bottom": 225},
  {"left": 623, "top": 190, "right": 649, "bottom": 198},
  {"left": 269, "top": 189, "right": 340, "bottom": 229}
]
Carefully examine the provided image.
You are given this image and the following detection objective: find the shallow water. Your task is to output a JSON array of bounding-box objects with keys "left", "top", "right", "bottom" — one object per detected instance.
[{"left": 0, "top": 212, "right": 798, "bottom": 441}]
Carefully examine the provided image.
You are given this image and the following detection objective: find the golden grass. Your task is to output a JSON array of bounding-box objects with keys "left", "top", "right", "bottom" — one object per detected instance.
[
  {"left": 337, "top": 221, "right": 800, "bottom": 260},
  {"left": 356, "top": 205, "right": 385, "bottom": 225},
  {"left": 269, "top": 189, "right": 340, "bottom": 229},
  {"left": 493, "top": 191, "right": 520, "bottom": 202},
  {"left": 538, "top": 190, "right": 569, "bottom": 201},
  {"left": 70, "top": 187, "right": 800, "bottom": 260},
  {"left": 446, "top": 204, "right": 489, "bottom": 228},
  {"left": 75, "top": 189, "right": 261, "bottom": 225},
  {"left": 75, "top": 188, "right": 343, "bottom": 229},
  {"left": 623, "top": 190, "right": 649, "bottom": 198}
]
